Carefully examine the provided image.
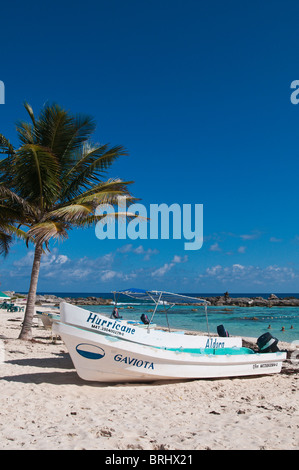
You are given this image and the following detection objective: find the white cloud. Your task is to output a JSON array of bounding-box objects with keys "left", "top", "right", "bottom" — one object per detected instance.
[
  {"left": 240, "top": 231, "right": 261, "bottom": 240},
  {"left": 55, "top": 255, "right": 69, "bottom": 264},
  {"left": 270, "top": 237, "right": 282, "bottom": 242},
  {"left": 206, "top": 265, "right": 222, "bottom": 276},
  {"left": 13, "top": 249, "right": 70, "bottom": 268},
  {"left": 151, "top": 262, "right": 174, "bottom": 277},
  {"left": 13, "top": 251, "right": 35, "bottom": 267},
  {"left": 100, "top": 270, "right": 119, "bottom": 282},
  {"left": 172, "top": 254, "right": 188, "bottom": 263},
  {"left": 45, "top": 267, "right": 91, "bottom": 280},
  {"left": 232, "top": 264, "right": 245, "bottom": 270},
  {"left": 210, "top": 242, "right": 221, "bottom": 252},
  {"left": 100, "top": 269, "right": 138, "bottom": 282},
  {"left": 117, "top": 244, "right": 134, "bottom": 253},
  {"left": 196, "top": 264, "right": 298, "bottom": 286},
  {"left": 117, "top": 243, "right": 159, "bottom": 260},
  {"left": 151, "top": 254, "right": 188, "bottom": 278},
  {"left": 6, "top": 244, "right": 148, "bottom": 289},
  {"left": 133, "top": 245, "right": 145, "bottom": 254},
  {"left": 237, "top": 246, "right": 246, "bottom": 253}
]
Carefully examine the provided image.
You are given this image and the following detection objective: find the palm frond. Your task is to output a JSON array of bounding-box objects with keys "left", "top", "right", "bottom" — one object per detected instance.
[
  {"left": 72, "top": 210, "right": 146, "bottom": 229},
  {"left": 0, "top": 185, "right": 37, "bottom": 218},
  {"left": 0, "top": 231, "right": 12, "bottom": 256},
  {"left": 0, "top": 134, "right": 15, "bottom": 156},
  {"left": 34, "top": 104, "right": 74, "bottom": 154},
  {"left": 60, "top": 112, "right": 97, "bottom": 164},
  {"left": 24, "top": 101, "right": 36, "bottom": 126},
  {"left": 7, "top": 225, "right": 32, "bottom": 246},
  {"left": 12, "top": 144, "right": 60, "bottom": 207},
  {"left": 0, "top": 224, "right": 31, "bottom": 256},
  {"left": 0, "top": 136, "right": 15, "bottom": 186},
  {"left": 47, "top": 203, "right": 94, "bottom": 223},
  {"left": 15, "top": 120, "right": 35, "bottom": 145},
  {"left": 33, "top": 104, "right": 96, "bottom": 164},
  {"left": 27, "top": 221, "right": 69, "bottom": 245},
  {"left": 61, "top": 143, "right": 128, "bottom": 200},
  {"left": 0, "top": 207, "right": 25, "bottom": 230},
  {"left": 68, "top": 178, "right": 134, "bottom": 205}
]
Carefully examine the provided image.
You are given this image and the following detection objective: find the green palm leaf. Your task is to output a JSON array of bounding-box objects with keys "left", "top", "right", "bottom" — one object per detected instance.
[
  {"left": 69, "top": 178, "right": 134, "bottom": 205},
  {"left": 0, "top": 231, "right": 12, "bottom": 256},
  {"left": 61, "top": 143, "right": 128, "bottom": 201},
  {"left": 34, "top": 104, "right": 96, "bottom": 162},
  {"left": 0, "top": 102, "right": 136, "bottom": 340},
  {"left": 0, "top": 185, "right": 37, "bottom": 217},
  {"left": 0, "top": 134, "right": 15, "bottom": 155},
  {"left": 47, "top": 203, "right": 94, "bottom": 223},
  {"left": 12, "top": 144, "right": 60, "bottom": 207},
  {"left": 27, "top": 221, "right": 69, "bottom": 245}
]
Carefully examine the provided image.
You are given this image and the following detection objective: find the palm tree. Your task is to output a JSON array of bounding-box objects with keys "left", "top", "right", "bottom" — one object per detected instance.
[
  {"left": 0, "top": 231, "right": 13, "bottom": 256},
  {"left": 0, "top": 103, "right": 134, "bottom": 340}
]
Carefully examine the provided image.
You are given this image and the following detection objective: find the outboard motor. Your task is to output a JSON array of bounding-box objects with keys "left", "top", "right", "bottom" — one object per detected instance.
[
  {"left": 140, "top": 313, "right": 150, "bottom": 325},
  {"left": 217, "top": 324, "right": 229, "bottom": 337},
  {"left": 257, "top": 332, "right": 280, "bottom": 353}
]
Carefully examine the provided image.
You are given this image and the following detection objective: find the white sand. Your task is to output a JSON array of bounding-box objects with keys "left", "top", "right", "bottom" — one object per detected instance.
[{"left": 0, "top": 306, "right": 298, "bottom": 450}]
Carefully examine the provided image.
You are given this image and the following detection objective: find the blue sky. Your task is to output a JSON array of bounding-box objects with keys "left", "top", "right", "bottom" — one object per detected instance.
[{"left": 1, "top": 0, "right": 299, "bottom": 293}]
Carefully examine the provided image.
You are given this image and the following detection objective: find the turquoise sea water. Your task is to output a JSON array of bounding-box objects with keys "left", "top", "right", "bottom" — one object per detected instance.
[
  {"left": 36, "top": 292, "right": 299, "bottom": 344},
  {"left": 76, "top": 300, "right": 299, "bottom": 344}
]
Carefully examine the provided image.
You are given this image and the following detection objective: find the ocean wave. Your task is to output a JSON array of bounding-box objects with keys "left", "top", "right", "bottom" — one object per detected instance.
[{"left": 115, "top": 302, "right": 151, "bottom": 306}]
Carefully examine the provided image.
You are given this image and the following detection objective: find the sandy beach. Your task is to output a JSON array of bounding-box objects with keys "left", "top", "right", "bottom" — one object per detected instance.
[{"left": 0, "top": 305, "right": 298, "bottom": 450}]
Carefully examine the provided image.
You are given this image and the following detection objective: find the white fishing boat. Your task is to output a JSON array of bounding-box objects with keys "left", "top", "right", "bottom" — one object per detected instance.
[
  {"left": 58, "top": 289, "right": 243, "bottom": 350},
  {"left": 36, "top": 311, "right": 60, "bottom": 330},
  {"left": 53, "top": 320, "right": 287, "bottom": 383}
]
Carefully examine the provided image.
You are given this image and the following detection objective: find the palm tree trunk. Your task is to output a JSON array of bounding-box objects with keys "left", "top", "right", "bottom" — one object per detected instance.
[{"left": 19, "top": 244, "right": 43, "bottom": 340}]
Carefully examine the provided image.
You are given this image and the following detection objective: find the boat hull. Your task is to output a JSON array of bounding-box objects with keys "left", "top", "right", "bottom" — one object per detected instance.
[
  {"left": 53, "top": 321, "right": 286, "bottom": 383},
  {"left": 36, "top": 312, "right": 60, "bottom": 331},
  {"left": 59, "top": 302, "right": 242, "bottom": 350}
]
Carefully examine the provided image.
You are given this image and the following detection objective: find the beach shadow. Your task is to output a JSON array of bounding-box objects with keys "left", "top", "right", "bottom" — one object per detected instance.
[
  {"left": 5, "top": 352, "right": 73, "bottom": 370},
  {"left": 0, "top": 370, "right": 96, "bottom": 386},
  {"left": 0, "top": 371, "right": 214, "bottom": 388},
  {"left": 0, "top": 369, "right": 131, "bottom": 387},
  {"left": 0, "top": 368, "right": 277, "bottom": 388}
]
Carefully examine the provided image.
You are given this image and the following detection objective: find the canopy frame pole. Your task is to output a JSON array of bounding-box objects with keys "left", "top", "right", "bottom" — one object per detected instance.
[
  {"left": 147, "top": 291, "right": 163, "bottom": 330},
  {"left": 204, "top": 303, "right": 210, "bottom": 337},
  {"left": 162, "top": 302, "right": 174, "bottom": 332},
  {"left": 113, "top": 290, "right": 211, "bottom": 335},
  {"left": 113, "top": 291, "right": 119, "bottom": 307}
]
